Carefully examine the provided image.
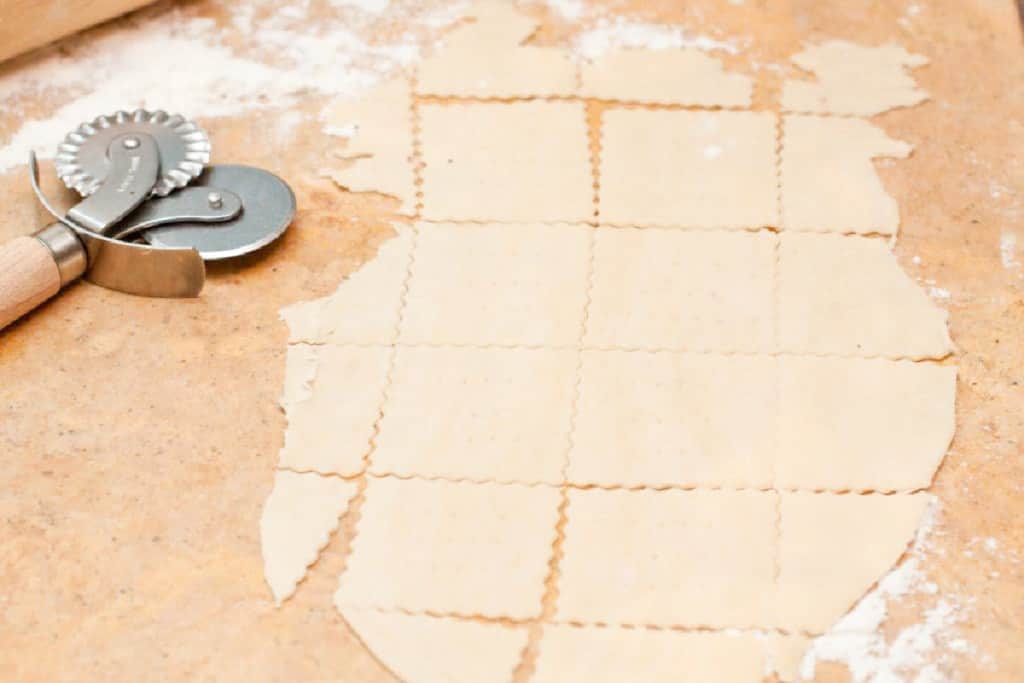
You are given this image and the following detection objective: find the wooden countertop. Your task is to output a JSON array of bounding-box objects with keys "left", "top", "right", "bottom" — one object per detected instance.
[{"left": 0, "top": 1, "right": 1021, "bottom": 680}]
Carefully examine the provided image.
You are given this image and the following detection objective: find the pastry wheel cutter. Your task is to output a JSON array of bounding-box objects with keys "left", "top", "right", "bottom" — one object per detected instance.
[{"left": 0, "top": 109, "right": 296, "bottom": 331}]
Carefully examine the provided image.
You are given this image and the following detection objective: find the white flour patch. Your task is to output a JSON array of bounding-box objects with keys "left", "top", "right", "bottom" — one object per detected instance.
[
  {"left": 573, "top": 17, "right": 740, "bottom": 60},
  {"left": 928, "top": 286, "right": 950, "bottom": 301},
  {"left": 799, "top": 500, "right": 976, "bottom": 682},
  {"left": 1001, "top": 232, "right": 1020, "bottom": 271},
  {"left": 0, "top": 0, "right": 461, "bottom": 172}
]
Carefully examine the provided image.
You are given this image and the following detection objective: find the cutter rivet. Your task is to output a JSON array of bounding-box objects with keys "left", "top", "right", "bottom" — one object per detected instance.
[
  {"left": 122, "top": 136, "right": 141, "bottom": 149},
  {"left": 207, "top": 191, "right": 223, "bottom": 209}
]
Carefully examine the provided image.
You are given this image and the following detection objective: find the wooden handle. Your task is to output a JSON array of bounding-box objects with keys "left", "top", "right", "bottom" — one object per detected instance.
[
  {"left": 0, "top": 236, "right": 62, "bottom": 331},
  {"left": 0, "top": 0, "right": 157, "bottom": 64}
]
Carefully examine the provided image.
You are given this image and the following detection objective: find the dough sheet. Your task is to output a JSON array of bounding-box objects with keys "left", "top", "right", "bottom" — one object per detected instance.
[{"left": 261, "top": 9, "right": 955, "bottom": 682}]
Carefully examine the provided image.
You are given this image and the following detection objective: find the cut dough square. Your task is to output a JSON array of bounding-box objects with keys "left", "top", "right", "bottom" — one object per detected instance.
[
  {"left": 782, "top": 115, "right": 911, "bottom": 235},
  {"left": 777, "top": 356, "right": 956, "bottom": 491},
  {"left": 778, "top": 232, "right": 953, "bottom": 359},
  {"left": 282, "top": 227, "right": 414, "bottom": 345},
  {"left": 336, "top": 476, "right": 560, "bottom": 619},
  {"left": 585, "top": 228, "right": 776, "bottom": 352},
  {"left": 400, "top": 223, "right": 590, "bottom": 346},
  {"left": 278, "top": 346, "right": 392, "bottom": 476},
  {"left": 556, "top": 488, "right": 776, "bottom": 628},
  {"left": 599, "top": 109, "right": 778, "bottom": 228},
  {"left": 420, "top": 101, "right": 593, "bottom": 223},
  {"left": 338, "top": 609, "right": 529, "bottom": 683},
  {"left": 569, "top": 350, "right": 776, "bottom": 488},
  {"left": 775, "top": 492, "right": 929, "bottom": 632},
  {"left": 579, "top": 49, "right": 752, "bottom": 106},
  {"left": 416, "top": 1, "right": 576, "bottom": 98},
  {"left": 372, "top": 346, "right": 578, "bottom": 484},
  {"left": 781, "top": 41, "right": 928, "bottom": 117},
  {"left": 261, "top": 470, "right": 360, "bottom": 605},
  {"left": 533, "top": 625, "right": 765, "bottom": 683}
]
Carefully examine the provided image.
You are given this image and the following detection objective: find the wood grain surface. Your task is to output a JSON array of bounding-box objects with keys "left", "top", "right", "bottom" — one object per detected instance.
[
  {"left": 0, "top": 1, "right": 1021, "bottom": 681},
  {"left": 0, "top": 235, "right": 60, "bottom": 330}
]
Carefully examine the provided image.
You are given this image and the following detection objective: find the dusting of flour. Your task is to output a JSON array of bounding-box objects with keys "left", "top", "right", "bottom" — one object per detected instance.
[
  {"left": 0, "top": 0, "right": 466, "bottom": 172},
  {"left": 800, "top": 501, "right": 975, "bottom": 682}
]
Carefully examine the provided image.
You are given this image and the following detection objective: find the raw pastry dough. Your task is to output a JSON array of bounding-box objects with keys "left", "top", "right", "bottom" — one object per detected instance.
[
  {"left": 277, "top": 346, "right": 392, "bottom": 475},
  {"left": 281, "top": 226, "right": 413, "bottom": 345},
  {"left": 579, "top": 49, "right": 752, "bottom": 106},
  {"left": 419, "top": 101, "right": 593, "bottom": 223},
  {"left": 372, "top": 346, "right": 577, "bottom": 484},
  {"left": 782, "top": 115, "right": 911, "bottom": 235},
  {"left": 336, "top": 476, "right": 560, "bottom": 619},
  {"left": 599, "top": 109, "right": 778, "bottom": 228},
  {"left": 782, "top": 41, "right": 929, "bottom": 116},
  {"left": 416, "top": 0, "right": 576, "bottom": 98},
  {"left": 265, "top": 8, "right": 954, "bottom": 680},
  {"left": 324, "top": 80, "right": 416, "bottom": 215},
  {"left": 777, "top": 356, "right": 956, "bottom": 491},
  {"left": 775, "top": 492, "right": 929, "bottom": 632},
  {"left": 585, "top": 228, "right": 776, "bottom": 352},
  {"left": 533, "top": 625, "right": 766, "bottom": 683},
  {"left": 399, "top": 223, "right": 590, "bottom": 346},
  {"left": 340, "top": 609, "right": 528, "bottom": 683},
  {"left": 569, "top": 350, "right": 776, "bottom": 488},
  {"left": 260, "top": 470, "right": 359, "bottom": 605},
  {"left": 556, "top": 488, "right": 776, "bottom": 628},
  {"left": 778, "top": 232, "right": 954, "bottom": 359}
]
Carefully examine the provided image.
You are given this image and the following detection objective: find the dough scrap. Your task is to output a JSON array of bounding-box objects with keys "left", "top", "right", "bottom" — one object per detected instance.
[
  {"left": 585, "top": 228, "right": 776, "bottom": 352},
  {"left": 569, "top": 350, "right": 776, "bottom": 488},
  {"left": 599, "top": 109, "right": 778, "bottom": 228},
  {"left": 556, "top": 488, "right": 776, "bottom": 628},
  {"left": 260, "top": 470, "right": 359, "bottom": 605},
  {"left": 324, "top": 79, "right": 416, "bottom": 215},
  {"left": 416, "top": 0, "right": 576, "bottom": 98},
  {"left": 579, "top": 48, "right": 752, "bottom": 106},
  {"left": 399, "top": 223, "right": 590, "bottom": 346},
  {"left": 778, "top": 232, "right": 954, "bottom": 359},
  {"left": 277, "top": 346, "right": 392, "bottom": 476},
  {"left": 777, "top": 356, "right": 956, "bottom": 491},
  {"left": 533, "top": 624, "right": 766, "bottom": 683},
  {"left": 775, "top": 492, "right": 929, "bottom": 632},
  {"left": 372, "top": 346, "right": 577, "bottom": 484},
  {"left": 782, "top": 115, "right": 911, "bottom": 235},
  {"left": 339, "top": 608, "right": 528, "bottom": 683},
  {"left": 336, "top": 476, "right": 560, "bottom": 619},
  {"left": 420, "top": 101, "right": 593, "bottom": 223},
  {"left": 282, "top": 226, "right": 413, "bottom": 345},
  {"left": 782, "top": 41, "right": 929, "bottom": 116}
]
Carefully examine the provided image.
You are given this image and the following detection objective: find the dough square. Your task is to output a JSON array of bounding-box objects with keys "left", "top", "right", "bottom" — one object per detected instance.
[
  {"left": 781, "top": 115, "right": 910, "bottom": 235},
  {"left": 372, "top": 346, "right": 578, "bottom": 484},
  {"left": 556, "top": 488, "right": 777, "bottom": 628},
  {"left": 420, "top": 101, "right": 593, "bottom": 223},
  {"left": 336, "top": 476, "right": 560, "bottom": 619},
  {"left": 568, "top": 350, "right": 776, "bottom": 488},
  {"left": 338, "top": 609, "right": 529, "bottom": 683},
  {"left": 579, "top": 49, "right": 752, "bottom": 107},
  {"left": 400, "top": 223, "right": 590, "bottom": 346},
  {"left": 775, "top": 492, "right": 928, "bottom": 632},
  {"left": 533, "top": 625, "right": 765, "bottom": 683},
  {"left": 585, "top": 228, "right": 776, "bottom": 352},
  {"left": 599, "top": 109, "right": 778, "bottom": 228},
  {"left": 778, "top": 232, "right": 953, "bottom": 358},
  {"left": 278, "top": 346, "right": 392, "bottom": 476},
  {"left": 777, "top": 356, "right": 956, "bottom": 491}
]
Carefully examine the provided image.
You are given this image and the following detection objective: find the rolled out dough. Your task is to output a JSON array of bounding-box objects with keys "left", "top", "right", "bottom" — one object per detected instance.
[{"left": 261, "top": 8, "right": 954, "bottom": 682}]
